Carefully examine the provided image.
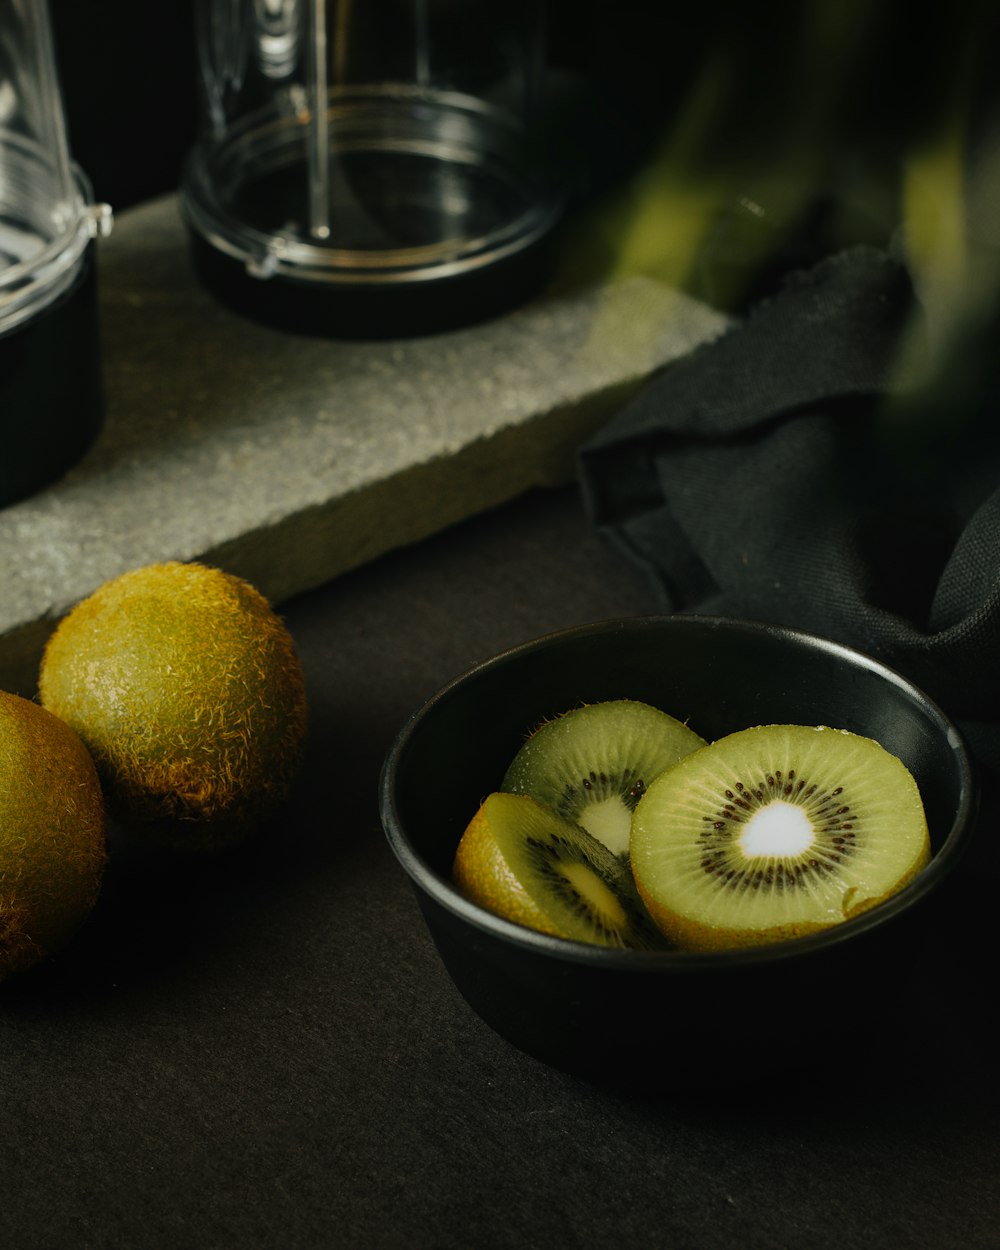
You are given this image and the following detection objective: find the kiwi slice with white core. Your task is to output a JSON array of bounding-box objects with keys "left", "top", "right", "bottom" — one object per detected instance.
[
  {"left": 630, "top": 724, "right": 931, "bottom": 952},
  {"left": 502, "top": 699, "right": 706, "bottom": 858},
  {"left": 453, "top": 792, "right": 664, "bottom": 950}
]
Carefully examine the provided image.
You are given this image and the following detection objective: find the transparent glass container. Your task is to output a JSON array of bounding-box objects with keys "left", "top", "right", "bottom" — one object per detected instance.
[
  {"left": 180, "top": 0, "right": 568, "bottom": 335},
  {"left": 0, "top": 0, "right": 112, "bottom": 505}
]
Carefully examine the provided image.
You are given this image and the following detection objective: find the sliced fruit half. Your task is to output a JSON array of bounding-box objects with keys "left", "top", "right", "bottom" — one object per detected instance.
[
  {"left": 630, "top": 723, "right": 931, "bottom": 952},
  {"left": 502, "top": 699, "right": 706, "bottom": 858},
  {"left": 453, "top": 791, "right": 665, "bottom": 950}
]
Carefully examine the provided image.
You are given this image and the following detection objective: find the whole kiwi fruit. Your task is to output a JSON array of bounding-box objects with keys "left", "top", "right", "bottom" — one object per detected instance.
[
  {"left": 38, "top": 561, "right": 308, "bottom": 851},
  {"left": 0, "top": 690, "right": 106, "bottom": 981}
]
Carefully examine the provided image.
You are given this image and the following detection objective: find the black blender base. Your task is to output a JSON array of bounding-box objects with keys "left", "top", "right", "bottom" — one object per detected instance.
[
  {"left": 0, "top": 248, "right": 104, "bottom": 507},
  {"left": 188, "top": 228, "right": 563, "bottom": 340}
]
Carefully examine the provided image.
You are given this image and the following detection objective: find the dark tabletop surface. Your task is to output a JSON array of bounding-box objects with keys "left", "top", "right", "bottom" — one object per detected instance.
[{"left": 2, "top": 483, "right": 998, "bottom": 1250}]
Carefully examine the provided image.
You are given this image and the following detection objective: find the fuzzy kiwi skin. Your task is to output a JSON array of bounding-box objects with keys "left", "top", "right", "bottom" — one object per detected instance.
[
  {"left": 0, "top": 691, "right": 106, "bottom": 981},
  {"left": 38, "top": 561, "right": 308, "bottom": 852}
]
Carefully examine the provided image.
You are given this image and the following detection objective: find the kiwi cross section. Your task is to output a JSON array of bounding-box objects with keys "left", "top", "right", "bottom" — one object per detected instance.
[
  {"left": 454, "top": 704, "right": 931, "bottom": 955},
  {"left": 630, "top": 723, "right": 931, "bottom": 951},
  {"left": 501, "top": 700, "right": 706, "bottom": 859},
  {"left": 452, "top": 792, "right": 663, "bottom": 950}
]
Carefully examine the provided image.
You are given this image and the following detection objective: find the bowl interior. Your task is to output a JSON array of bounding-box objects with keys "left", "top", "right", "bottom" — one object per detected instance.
[{"left": 384, "top": 615, "right": 973, "bottom": 938}]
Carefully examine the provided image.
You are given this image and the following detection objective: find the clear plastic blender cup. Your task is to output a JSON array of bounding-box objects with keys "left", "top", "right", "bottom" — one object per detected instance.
[
  {"left": 180, "top": 0, "right": 569, "bottom": 336},
  {"left": 0, "top": 0, "right": 112, "bottom": 506}
]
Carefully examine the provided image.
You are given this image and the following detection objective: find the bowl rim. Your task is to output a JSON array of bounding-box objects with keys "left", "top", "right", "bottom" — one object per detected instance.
[{"left": 379, "top": 613, "right": 977, "bottom": 971}]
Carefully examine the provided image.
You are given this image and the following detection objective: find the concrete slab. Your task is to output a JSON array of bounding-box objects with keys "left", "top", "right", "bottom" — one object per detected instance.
[{"left": 0, "top": 193, "right": 728, "bottom": 696}]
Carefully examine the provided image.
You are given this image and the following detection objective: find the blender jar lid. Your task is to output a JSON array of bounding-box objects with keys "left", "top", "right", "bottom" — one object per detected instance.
[{"left": 0, "top": 135, "right": 112, "bottom": 338}]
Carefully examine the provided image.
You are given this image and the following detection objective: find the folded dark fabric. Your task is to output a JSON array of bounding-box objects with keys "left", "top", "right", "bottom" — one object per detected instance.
[{"left": 578, "top": 245, "right": 1000, "bottom": 773}]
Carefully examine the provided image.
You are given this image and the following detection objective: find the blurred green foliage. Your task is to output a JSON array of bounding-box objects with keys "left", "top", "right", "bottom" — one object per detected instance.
[{"left": 548, "top": 0, "right": 999, "bottom": 311}]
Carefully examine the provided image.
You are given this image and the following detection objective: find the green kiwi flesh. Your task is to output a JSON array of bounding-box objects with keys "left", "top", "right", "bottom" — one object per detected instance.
[
  {"left": 453, "top": 792, "right": 665, "bottom": 950},
  {"left": 502, "top": 699, "right": 706, "bottom": 858},
  {"left": 630, "top": 723, "right": 931, "bottom": 951}
]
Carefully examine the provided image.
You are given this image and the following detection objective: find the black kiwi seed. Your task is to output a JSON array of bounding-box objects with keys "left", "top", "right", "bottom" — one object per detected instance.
[
  {"left": 630, "top": 724, "right": 932, "bottom": 952},
  {"left": 527, "top": 833, "right": 619, "bottom": 930},
  {"left": 455, "top": 794, "right": 667, "bottom": 948},
  {"left": 502, "top": 700, "right": 707, "bottom": 858},
  {"left": 694, "top": 768, "right": 859, "bottom": 893}
]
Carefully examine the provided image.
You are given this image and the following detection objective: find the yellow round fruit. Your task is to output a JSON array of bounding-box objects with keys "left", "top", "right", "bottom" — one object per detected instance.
[
  {"left": 39, "top": 561, "right": 308, "bottom": 851},
  {"left": 0, "top": 690, "right": 106, "bottom": 982}
]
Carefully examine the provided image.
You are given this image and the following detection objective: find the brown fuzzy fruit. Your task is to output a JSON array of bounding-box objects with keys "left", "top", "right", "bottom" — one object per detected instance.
[
  {"left": 38, "top": 561, "right": 308, "bottom": 851},
  {"left": 0, "top": 691, "right": 106, "bottom": 981}
]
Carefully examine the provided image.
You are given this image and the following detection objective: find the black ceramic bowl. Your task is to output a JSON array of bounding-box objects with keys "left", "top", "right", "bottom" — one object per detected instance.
[{"left": 379, "top": 616, "right": 976, "bottom": 1081}]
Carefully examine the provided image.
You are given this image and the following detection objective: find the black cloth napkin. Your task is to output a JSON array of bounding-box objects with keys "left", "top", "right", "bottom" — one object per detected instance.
[{"left": 578, "top": 245, "right": 1000, "bottom": 774}]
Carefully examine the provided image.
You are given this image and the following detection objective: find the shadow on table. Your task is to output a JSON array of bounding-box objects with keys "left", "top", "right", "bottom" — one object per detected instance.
[{"left": 0, "top": 702, "right": 391, "bottom": 1009}]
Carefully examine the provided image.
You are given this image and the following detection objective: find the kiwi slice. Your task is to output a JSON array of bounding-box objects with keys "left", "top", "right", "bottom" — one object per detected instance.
[
  {"left": 630, "top": 724, "right": 931, "bottom": 952},
  {"left": 502, "top": 699, "right": 706, "bottom": 858},
  {"left": 453, "top": 792, "right": 665, "bottom": 950}
]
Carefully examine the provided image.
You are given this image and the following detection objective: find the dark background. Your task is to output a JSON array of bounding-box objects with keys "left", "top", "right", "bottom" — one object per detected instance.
[
  {"left": 50, "top": 2, "right": 999, "bottom": 217},
  {"left": 47, "top": 0, "right": 1000, "bottom": 338},
  {"left": 51, "top": 1, "right": 198, "bottom": 212}
]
